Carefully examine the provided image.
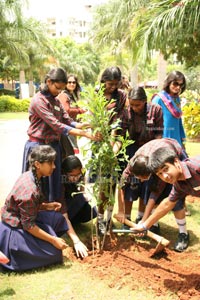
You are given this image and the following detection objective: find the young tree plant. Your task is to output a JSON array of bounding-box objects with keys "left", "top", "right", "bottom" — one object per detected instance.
[{"left": 77, "top": 84, "right": 133, "bottom": 249}]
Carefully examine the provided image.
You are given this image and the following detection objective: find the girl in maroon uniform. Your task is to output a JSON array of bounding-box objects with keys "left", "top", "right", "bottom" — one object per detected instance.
[{"left": 0, "top": 145, "right": 69, "bottom": 271}]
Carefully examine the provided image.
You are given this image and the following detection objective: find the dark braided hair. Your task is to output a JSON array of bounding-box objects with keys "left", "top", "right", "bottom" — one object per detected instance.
[{"left": 29, "top": 145, "right": 56, "bottom": 192}]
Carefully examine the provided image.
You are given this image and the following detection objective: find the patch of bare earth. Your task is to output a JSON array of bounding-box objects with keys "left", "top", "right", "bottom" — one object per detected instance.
[{"left": 64, "top": 232, "right": 200, "bottom": 300}]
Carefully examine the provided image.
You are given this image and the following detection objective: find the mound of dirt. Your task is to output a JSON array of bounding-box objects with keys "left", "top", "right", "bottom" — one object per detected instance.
[{"left": 69, "top": 234, "right": 200, "bottom": 300}]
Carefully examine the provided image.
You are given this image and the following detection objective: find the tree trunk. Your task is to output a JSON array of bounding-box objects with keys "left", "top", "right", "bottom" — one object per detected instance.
[
  {"left": 19, "top": 70, "right": 26, "bottom": 99},
  {"left": 130, "top": 64, "right": 138, "bottom": 88},
  {"left": 157, "top": 52, "right": 167, "bottom": 90}
]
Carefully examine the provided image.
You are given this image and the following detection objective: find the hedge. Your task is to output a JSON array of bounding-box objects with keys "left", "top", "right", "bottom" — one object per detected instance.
[{"left": 0, "top": 95, "right": 30, "bottom": 112}]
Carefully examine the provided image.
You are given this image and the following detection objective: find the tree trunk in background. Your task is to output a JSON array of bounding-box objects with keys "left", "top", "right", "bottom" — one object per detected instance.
[
  {"left": 29, "top": 81, "right": 35, "bottom": 97},
  {"left": 19, "top": 70, "right": 26, "bottom": 99},
  {"left": 130, "top": 64, "right": 138, "bottom": 88},
  {"left": 157, "top": 52, "right": 167, "bottom": 90}
]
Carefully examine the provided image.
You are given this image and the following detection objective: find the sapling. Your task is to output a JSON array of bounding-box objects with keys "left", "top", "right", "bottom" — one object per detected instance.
[{"left": 77, "top": 84, "right": 133, "bottom": 250}]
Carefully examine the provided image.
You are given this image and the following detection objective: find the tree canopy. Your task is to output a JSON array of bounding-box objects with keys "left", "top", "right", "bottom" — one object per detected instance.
[{"left": 91, "top": 0, "right": 200, "bottom": 68}]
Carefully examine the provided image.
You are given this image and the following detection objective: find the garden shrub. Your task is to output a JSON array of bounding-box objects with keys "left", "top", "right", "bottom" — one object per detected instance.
[
  {"left": 0, "top": 95, "right": 30, "bottom": 112},
  {"left": 0, "top": 89, "right": 15, "bottom": 97},
  {"left": 182, "top": 101, "right": 200, "bottom": 139},
  {"left": 181, "top": 90, "right": 200, "bottom": 139}
]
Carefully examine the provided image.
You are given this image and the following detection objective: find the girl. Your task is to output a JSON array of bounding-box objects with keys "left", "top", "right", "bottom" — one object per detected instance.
[
  {"left": 119, "top": 86, "right": 163, "bottom": 231},
  {"left": 59, "top": 155, "right": 97, "bottom": 258},
  {"left": 151, "top": 71, "right": 186, "bottom": 149},
  {"left": 0, "top": 145, "right": 69, "bottom": 271},
  {"left": 22, "top": 68, "right": 101, "bottom": 202},
  {"left": 94, "top": 66, "right": 127, "bottom": 235}
]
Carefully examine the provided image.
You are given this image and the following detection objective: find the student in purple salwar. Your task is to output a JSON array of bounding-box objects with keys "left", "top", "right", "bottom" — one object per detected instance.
[{"left": 0, "top": 145, "right": 69, "bottom": 271}]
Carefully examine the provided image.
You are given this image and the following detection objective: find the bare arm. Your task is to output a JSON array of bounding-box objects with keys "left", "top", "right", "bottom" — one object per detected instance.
[
  {"left": 141, "top": 198, "right": 176, "bottom": 230},
  {"left": 68, "top": 127, "right": 102, "bottom": 141},
  {"left": 40, "top": 202, "right": 62, "bottom": 211},
  {"left": 116, "top": 186, "right": 125, "bottom": 223},
  {"left": 26, "top": 225, "right": 67, "bottom": 250},
  {"left": 141, "top": 198, "right": 156, "bottom": 222},
  {"left": 63, "top": 212, "right": 88, "bottom": 258}
]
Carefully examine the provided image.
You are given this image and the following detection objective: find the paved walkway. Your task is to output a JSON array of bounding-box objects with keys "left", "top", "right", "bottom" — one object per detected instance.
[
  {"left": 0, "top": 119, "right": 90, "bottom": 207},
  {"left": 0, "top": 119, "right": 29, "bottom": 206}
]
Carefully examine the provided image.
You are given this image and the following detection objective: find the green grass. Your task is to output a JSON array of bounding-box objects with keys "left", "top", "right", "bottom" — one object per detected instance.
[{"left": 0, "top": 112, "right": 28, "bottom": 120}]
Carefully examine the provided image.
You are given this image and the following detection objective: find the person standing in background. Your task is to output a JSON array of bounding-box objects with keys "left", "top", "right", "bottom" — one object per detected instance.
[
  {"left": 151, "top": 71, "right": 186, "bottom": 149},
  {"left": 152, "top": 70, "right": 191, "bottom": 220},
  {"left": 58, "top": 74, "right": 87, "bottom": 157}
]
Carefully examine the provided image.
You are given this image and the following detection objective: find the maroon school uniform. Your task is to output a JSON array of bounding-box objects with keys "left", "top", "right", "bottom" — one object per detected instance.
[
  {"left": 0, "top": 171, "right": 68, "bottom": 271},
  {"left": 22, "top": 90, "right": 78, "bottom": 202},
  {"left": 119, "top": 103, "right": 163, "bottom": 202},
  {"left": 169, "top": 156, "right": 200, "bottom": 202}
]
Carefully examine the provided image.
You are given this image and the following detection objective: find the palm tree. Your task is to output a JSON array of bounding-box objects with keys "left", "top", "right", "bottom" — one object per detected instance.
[
  {"left": 90, "top": 0, "right": 150, "bottom": 84},
  {"left": 130, "top": 0, "right": 200, "bottom": 67},
  {"left": 0, "top": 0, "right": 55, "bottom": 97},
  {"left": 51, "top": 37, "right": 100, "bottom": 84}
]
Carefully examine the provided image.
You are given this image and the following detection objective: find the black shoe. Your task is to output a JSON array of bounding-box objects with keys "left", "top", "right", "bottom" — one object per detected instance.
[
  {"left": 149, "top": 224, "right": 160, "bottom": 235},
  {"left": 135, "top": 216, "right": 142, "bottom": 224},
  {"left": 174, "top": 233, "right": 189, "bottom": 252}
]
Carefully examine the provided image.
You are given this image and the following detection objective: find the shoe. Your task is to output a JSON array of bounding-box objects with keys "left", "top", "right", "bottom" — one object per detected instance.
[
  {"left": 174, "top": 233, "right": 189, "bottom": 252},
  {"left": 135, "top": 216, "right": 142, "bottom": 224},
  {"left": 149, "top": 224, "right": 160, "bottom": 235}
]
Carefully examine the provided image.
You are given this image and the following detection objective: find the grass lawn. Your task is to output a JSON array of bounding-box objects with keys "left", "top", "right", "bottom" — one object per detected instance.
[
  {"left": 0, "top": 114, "right": 200, "bottom": 299},
  {"left": 0, "top": 112, "right": 28, "bottom": 120}
]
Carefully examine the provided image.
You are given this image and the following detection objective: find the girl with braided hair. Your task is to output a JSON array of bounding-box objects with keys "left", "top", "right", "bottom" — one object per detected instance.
[{"left": 0, "top": 145, "right": 69, "bottom": 271}]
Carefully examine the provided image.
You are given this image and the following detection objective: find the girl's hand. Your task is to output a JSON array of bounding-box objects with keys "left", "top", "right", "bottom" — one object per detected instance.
[
  {"left": 77, "top": 122, "right": 91, "bottom": 129},
  {"left": 85, "top": 131, "right": 103, "bottom": 141},
  {"left": 51, "top": 236, "right": 67, "bottom": 250},
  {"left": 73, "top": 240, "right": 88, "bottom": 258},
  {"left": 42, "top": 202, "right": 62, "bottom": 211}
]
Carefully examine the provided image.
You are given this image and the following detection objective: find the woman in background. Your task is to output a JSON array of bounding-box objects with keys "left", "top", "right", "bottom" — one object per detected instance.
[{"left": 58, "top": 74, "right": 87, "bottom": 156}]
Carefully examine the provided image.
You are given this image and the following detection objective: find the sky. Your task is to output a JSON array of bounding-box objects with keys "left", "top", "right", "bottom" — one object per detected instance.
[{"left": 25, "top": 0, "right": 107, "bottom": 19}]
